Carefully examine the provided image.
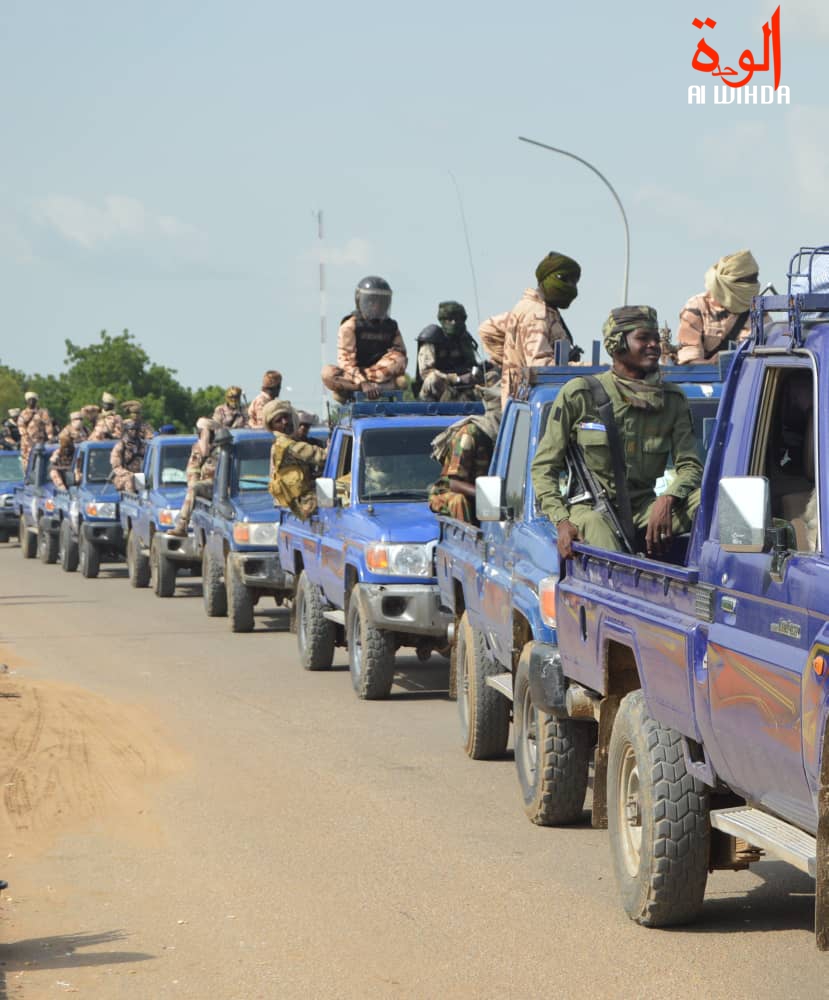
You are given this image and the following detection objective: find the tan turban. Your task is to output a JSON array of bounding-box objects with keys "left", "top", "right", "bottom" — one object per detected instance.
[
  {"left": 262, "top": 399, "right": 294, "bottom": 429},
  {"left": 704, "top": 250, "right": 760, "bottom": 314},
  {"left": 102, "top": 391, "right": 117, "bottom": 405}
]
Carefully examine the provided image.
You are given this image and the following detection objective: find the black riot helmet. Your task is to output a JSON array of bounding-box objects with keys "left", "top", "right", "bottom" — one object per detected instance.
[{"left": 354, "top": 276, "right": 392, "bottom": 322}]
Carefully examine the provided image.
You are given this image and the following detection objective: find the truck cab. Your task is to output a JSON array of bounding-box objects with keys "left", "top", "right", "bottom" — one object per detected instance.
[
  {"left": 16, "top": 443, "right": 58, "bottom": 562},
  {"left": 0, "top": 450, "right": 22, "bottom": 543}
]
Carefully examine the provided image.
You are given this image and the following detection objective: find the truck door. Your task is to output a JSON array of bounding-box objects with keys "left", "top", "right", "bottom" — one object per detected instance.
[
  {"left": 700, "top": 363, "right": 818, "bottom": 826},
  {"left": 319, "top": 431, "right": 352, "bottom": 606}
]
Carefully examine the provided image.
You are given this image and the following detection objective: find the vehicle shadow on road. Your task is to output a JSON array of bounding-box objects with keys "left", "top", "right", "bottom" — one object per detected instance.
[
  {"left": 391, "top": 656, "right": 452, "bottom": 700},
  {"left": 254, "top": 609, "right": 292, "bottom": 632}
]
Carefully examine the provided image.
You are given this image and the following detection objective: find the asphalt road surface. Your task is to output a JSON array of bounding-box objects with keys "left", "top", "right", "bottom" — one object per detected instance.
[{"left": 0, "top": 540, "right": 825, "bottom": 999}]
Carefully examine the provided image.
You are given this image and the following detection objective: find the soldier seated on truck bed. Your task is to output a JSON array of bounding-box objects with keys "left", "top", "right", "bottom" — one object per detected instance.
[{"left": 531, "top": 306, "right": 703, "bottom": 560}]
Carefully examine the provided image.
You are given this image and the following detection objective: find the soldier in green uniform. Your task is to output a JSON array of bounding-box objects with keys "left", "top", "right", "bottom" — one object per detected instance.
[
  {"left": 531, "top": 306, "right": 703, "bottom": 559},
  {"left": 265, "top": 400, "right": 326, "bottom": 519},
  {"left": 428, "top": 381, "right": 502, "bottom": 523}
]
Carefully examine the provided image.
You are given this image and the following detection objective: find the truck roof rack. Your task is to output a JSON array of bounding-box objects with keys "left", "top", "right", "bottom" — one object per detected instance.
[{"left": 336, "top": 401, "right": 484, "bottom": 425}]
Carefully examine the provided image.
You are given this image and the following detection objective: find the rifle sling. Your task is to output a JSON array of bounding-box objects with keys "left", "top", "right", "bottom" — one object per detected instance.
[
  {"left": 704, "top": 310, "right": 749, "bottom": 360},
  {"left": 580, "top": 376, "right": 636, "bottom": 551}
]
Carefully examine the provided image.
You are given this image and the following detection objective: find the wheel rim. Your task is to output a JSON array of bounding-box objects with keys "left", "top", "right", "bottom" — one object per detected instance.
[
  {"left": 351, "top": 607, "right": 363, "bottom": 683},
  {"left": 617, "top": 741, "right": 643, "bottom": 877},
  {"left": 518, "top": 693, "right": 538, "bottom": 785},
  {"left": 298, "top": 588, "right": 309, "bottom": 652},
  {"left": 457, "top": 633, "right": 470, "bottom": 736}
]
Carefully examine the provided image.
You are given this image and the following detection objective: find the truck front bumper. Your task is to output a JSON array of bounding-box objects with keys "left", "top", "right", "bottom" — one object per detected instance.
[
  {"left": 81, "top": 520, "right": 124, "bottom": 549},
  {"left": 40, "top": 515, "right": 60, "bottom": 536},
  {"left": 157, "top": 532, "right": 200, "bottom": 563},
  {"left": 356, "top": 582, "right": 452, "bottom": 638},
  {"left": 524, "top": 641, "right": 568, "bottom": 716},
  {"left": 228, "top": 550, "right": 292, "bottom": 591}
]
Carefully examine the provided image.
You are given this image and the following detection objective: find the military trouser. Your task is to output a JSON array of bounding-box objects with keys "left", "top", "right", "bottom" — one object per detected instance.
[
  {"left": 49, "top": 468, "right": 69, "bottom": 491},
  {"left": 567, "top": 488, "right": 701, "bottom": 552},
  {"left": 428, "top": 490, "right": 474, "bottom": 523},
  {"left": 321, "top": 366, "right": 406, "bottom": 404},
  {"left": 112, "top": 469, "right": 136, "bottom": 493}
]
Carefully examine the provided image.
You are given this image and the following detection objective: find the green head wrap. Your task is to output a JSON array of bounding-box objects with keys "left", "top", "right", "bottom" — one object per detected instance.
[
  {"left": 602, "top": 306, "right": 659, "bottom": 356},
  {"left": 438, "top": 301, "right": 467, "bottom": 336},
  {"left": 535, "top": 253, "right": 581, "bottom": 308}
]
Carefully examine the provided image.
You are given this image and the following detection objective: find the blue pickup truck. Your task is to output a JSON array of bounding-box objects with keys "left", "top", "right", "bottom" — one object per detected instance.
[
  {"left": 191, "top": 429, "right": 293, "bottom": 632},
  {"left": 279, "top": 401, "right": 482, "bottom": 699},
  {"left": 0, "top": 450, "right": 23, "bottom": 543},
  {"left": 53, "top": 440, "right": 122, "bottom": 577},
  {"left": 15, "top": 443, "right": 58, "bottom": 561},
  {"left": 119, "top": 434, "right": 198, "bottom": 595}
]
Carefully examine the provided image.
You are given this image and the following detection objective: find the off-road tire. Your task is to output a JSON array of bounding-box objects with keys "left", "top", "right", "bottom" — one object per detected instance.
[
  {"left": 38, "top": 522, "right": 58, "bottom": 564},
  {"left": 608, "top": 689, "right": 710, "bottom": 927},
  {"left": 347, "top": 588, "right": 396, "bottom": 700},
  {"left": 202, "top": 547, "right": 227, "bottom": 617},
  {"left": 226, "top": 557, "right": 254, "bottom": 632},
  {"left": 78, "top": 533, "right": 100, "bottom": 578},
  {"left": 127, "top": 530, "right": 150, "bottom": 588},
  {"left": 295, "top": 571, "right": 335, "bottom": 670},
  {"left": 0, "top": 530, "right": 8, "bottom": 544},
  {"left": 456, "top": 611, "right": 510, "bottom": 759},
  {"left": 514, "top": 656, "right": 592, "bottom": 825},
  {"left": 151, "top": 534, "right": 176, "bottom": 598},
  {"left": 20, "top": 516, "right": 36, "bottom": 559},
  {"left": 59, "top": 518, "right": 79, "bottom": 573}
]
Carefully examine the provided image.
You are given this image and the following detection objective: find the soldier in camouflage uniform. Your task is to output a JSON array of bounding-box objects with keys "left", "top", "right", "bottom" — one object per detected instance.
[
  {"left": 18, "top": 391, "right": 57, "bottom": 466},
  {"left": 110, "top": 420, "right": 147, "bottom": 493},
  {"left": 81, "top": 405, "right": 100, "bottom": 435},
  {"left": 322, "top": 276, "right": 407, "bottom": 402},
  {"left": 479, "top": 252, "right": 581, "bottom": 407},
  {"left": 89, "top": 392, "right": 123, "bottom": 441},
  {"left": 169, "top": 418, "right": 227, "bottom": 536},
  {"left": 428, "top": 381, "right": 502, "bottom": 523},
  {"left": 121, "top": 400, "right": 155, "bottom": 439},
  {"left": 49, "top": 412, "right": 87, "bottom": 490},
  {"left": 248, "top": 371, "right": 282, "bottom": 429},
  {"left": 213, "top": 386, "right": 247, "bottom": 429},
  {"left": 416, "top": 302, "right": 482, "bottom": 402},
  {"left": 531, "top": 306, "right": 703, "bottom": 560},
  {"left": 265, "top": 400, "right": 326, "bottom": 519},
  {"left": 1, "top": 409, "right": 21, "bottom": 450}
]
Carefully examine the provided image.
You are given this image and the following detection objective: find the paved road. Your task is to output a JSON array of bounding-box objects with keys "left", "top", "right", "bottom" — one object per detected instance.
[{"left": 0, "top": 541, "right": 825, "bottom": 999}]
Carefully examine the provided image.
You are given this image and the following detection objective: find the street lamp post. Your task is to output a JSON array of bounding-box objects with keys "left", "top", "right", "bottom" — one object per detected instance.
[{"left": 518, "top": 136, "right": 630, "bottom": 306}]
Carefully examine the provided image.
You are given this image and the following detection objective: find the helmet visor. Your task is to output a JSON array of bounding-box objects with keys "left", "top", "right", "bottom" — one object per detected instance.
[{"left": 357, "top": 289, "right": 391, "bottom": 321}]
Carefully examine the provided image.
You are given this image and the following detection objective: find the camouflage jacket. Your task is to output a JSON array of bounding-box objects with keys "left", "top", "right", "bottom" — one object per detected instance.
[
  {"left": 212, "top": 404, "right": 247, "bottom": 429},
  {"left": 268, "top": 433, "right": 325, "bottom": 507}
]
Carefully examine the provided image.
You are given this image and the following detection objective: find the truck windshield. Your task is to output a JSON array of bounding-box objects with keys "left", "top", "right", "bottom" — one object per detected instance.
[
  {"left": 86, "top": 447, "right": 114, "bottom": 483},
  {"left": 0, "top": 454, "right": 22, "bottom": 481},
  {"left": 160, "top": 444, "right": 192, "bottom": 485},
  {"left": 357, "top": 426, "right": 444, "bottom": 502},
  {"left": 235, "top": 439, "right": 271, "bottom": 491}
]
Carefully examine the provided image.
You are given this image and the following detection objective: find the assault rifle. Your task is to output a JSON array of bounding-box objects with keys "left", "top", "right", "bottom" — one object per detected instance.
[{"left": 565, "top": 443, "right": 635, "bottom": 554}]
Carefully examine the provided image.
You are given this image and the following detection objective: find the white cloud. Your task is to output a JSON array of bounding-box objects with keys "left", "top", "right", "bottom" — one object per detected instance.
[{"left": 320, "top": 237, "right": 371, "bottom": 267}]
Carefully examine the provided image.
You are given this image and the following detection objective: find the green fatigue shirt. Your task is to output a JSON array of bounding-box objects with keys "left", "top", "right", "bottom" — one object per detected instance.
[
  {"left": 531, "top": 371, "right": 703, "bottom": 526},
  {"left": 268, "top": 432, "right": 325, "bottom": 510}
]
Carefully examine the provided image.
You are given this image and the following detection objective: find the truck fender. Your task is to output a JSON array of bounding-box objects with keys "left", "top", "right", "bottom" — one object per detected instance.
[{"left": 524, "top": 641, "right": 568, "bottom": 716}]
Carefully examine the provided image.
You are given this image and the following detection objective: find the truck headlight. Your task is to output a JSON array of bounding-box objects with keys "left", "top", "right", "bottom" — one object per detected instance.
[
  {"left": 85, "top": 501, "right": 117, "bottom": 519},
  {"left": 366, "top": 543, "right": 432, "bottom": 577},
  {"left": 44, "top": 498, "right": 55, "bottom": 512},
  {"left": 158, "top": 508, "right": 179, "bottom": 527},
  {"left": 539, "top": 576, "right": 557, "bottom": 628},
  {"left": 233, "top": 522, "right": 279, "bottom": 546}
]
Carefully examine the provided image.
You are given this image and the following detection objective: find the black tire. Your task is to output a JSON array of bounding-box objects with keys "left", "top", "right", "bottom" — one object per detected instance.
[
  {"left": 59, "top": 519, "right": 79, "bottom": 573},
  {"left": 346, "top": 588, "right": 396, "bottom": 700},
  {"left": 456, "top": 611, "right": 510, "bottom": 759},
  {"left": 0, "top": 530, "right": 8, "bottom": 544},
  {"left": 78, "top": 533, "right": 100, "bottom": 578},
  {"left": 607, "top": 690, "right": 710, "bottom": 927},
  {"left": 38, "top": 522, "right": 58, "bottom": 564},
  {"left": 150, "top": 534, "right": 176, "bottom": 598},
  {"left": 514, "top": 657, "right": 592, "bottom": 825},
  {"left": 127, "top": 530, "right": 150, "bottom": 588},
  {"left": 20, "top": 516, "right": 36, "bottom": 559},
  {"left": 295, "top": 570, "right": 335, "bottom": 670},
  {"left": 226, "top": 556, "right": 254, "bottom": 632},
  {"left": 202, "top": 547, "right": 227, "bottom": 617}
]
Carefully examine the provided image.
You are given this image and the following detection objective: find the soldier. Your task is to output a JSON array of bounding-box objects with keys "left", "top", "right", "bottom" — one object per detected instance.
[
  {"left": 428, "top": 381, "right": 502, "bottom": 523},
  {"left": 248, "top": 370, "right": 283, "bottom": 429},
  {"left": 81, "top": 405, "right": 101, "bottom": 435},
  {"left": 1, "top": 409, "right": 21, "bottom": 450},
  {"left": 415, "top": 301, "right": 481, "bottom": 402},
  {"left": 321, "top": 276, "right": 407, "bottom": 402},
  {"left": 264, "top": 400, "right": 326, "bottom": 519},
  {"left": 110, "top": 420, "right": 147, "bottom": 493},
  {"left": 213, "top": 386, "right": 248, "bottom": 429},
  {"left": 49, "top": 412, "right": 87, "bottom": 490},
  {"left": 169, "top": 419, "right": 227, "bottom": 536},
  {"left": 531, "top": 306, "right": 703, "bottom": 560},
  {"left": 18, "top": 391, "right": 57, "bottom": 466},
  {"left": 293, "top": 411, "right": 317, "bottom": 442},
  {"left": 89, "top": 392, "right": 123, "bottom": 441},
  {"left": 479, "top": 252, "right": 581, "bottom": 406},
  {"left": 676, "top": 249, "right": 760, "bottom": 364},
  {"left": 121, "top": 400, "right": 155, "bottom": 439}
]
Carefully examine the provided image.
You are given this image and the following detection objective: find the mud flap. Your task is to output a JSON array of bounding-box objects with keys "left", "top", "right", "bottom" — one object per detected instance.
[
  {"left": 591, "top": 694, "right": 620, "bottom": 830},
  {"left": 816, "top": 725, "right": 829, "bottom": 950}
]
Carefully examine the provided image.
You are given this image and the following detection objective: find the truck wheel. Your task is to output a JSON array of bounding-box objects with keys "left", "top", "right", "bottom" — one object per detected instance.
[
  {"left": 59, "top": 519, "right": 79, "bottom": 573},
  {"left": 78, "top": 534, "right": 100, "bottom": 578},
  {"left": 38, "top": 523, "right": 58, "bottom": 564},
  {"left": 0, "top": 530, "right": 8, "bottom": 543},
  {"left": 514, "top": 657, "right": 592, "bottom": 825},
  {"left": 456, "top": 611, "right": 509, "bottom": 759},
  {"left": 608, "top": 690, "right": 710, "bottom": 927},
  {"left": 226, "top": 557, "right": 254, "bottom": 632},
  {"left": 127, "top": 530, "right": 150, "bottom": 588},
  {"left": 347, "top": 589, "right": 396, "bottom": 699},
  {"left": 20, "top": 516, "right": 36, "bottom": 559},
  {"left": 202, "top": 548, "right": 227, "bottom": 617},
  {"left": 296, "top": 571, "right": 335, "bottom": 670},
  {"left": 151, "top": 534, "right": 176, "bottom": 598}
]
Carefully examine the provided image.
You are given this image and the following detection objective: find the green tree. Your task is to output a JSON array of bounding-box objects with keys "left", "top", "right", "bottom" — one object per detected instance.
[
  {"left": 190, "top": 385, "right": 226, "bottom": 423},
  {"left": 0, "top": 364, "right": 25, "bottom": 417}
]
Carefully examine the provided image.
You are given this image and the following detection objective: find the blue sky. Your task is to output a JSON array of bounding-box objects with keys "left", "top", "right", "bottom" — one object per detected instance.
[{"left": 0, "top": 0, "right": 825, "bottom": 414}]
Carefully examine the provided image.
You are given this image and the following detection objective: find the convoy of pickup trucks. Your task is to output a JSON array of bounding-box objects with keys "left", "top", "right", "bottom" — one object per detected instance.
[{"left": 6, "top": 273, "right": 829, "bottom": 950}]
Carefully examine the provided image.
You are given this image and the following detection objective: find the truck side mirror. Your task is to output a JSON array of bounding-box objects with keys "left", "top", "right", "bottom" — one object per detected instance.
[
  {"left": 476, "top": 476, "right": 508, "bottom": 522},
  {"left": 717, "top": 476, "right": 770, "bottom": 552},
  {"left": 133, "top": 472, "right": 146, "bottom": 492},
  {"left": 316, "top": 477, "right": 338, "bottom": 509}
]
